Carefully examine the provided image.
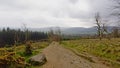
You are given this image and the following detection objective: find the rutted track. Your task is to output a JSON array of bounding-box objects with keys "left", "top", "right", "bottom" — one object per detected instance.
[{"left": 42, "top": 42, "right": 110, "bottom": 68}]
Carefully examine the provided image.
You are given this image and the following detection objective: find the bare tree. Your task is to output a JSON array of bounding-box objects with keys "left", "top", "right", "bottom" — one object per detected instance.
[
  {"left": 55, "top": 27, "right": 62, "bottom": 43},
  {"left": 95, "top": 13, "right": 112, "bottom": 40},
  {"left": 112, "top": 27, "right": 119, "bottom": 38},
  {"left": 102, "top": 23, "right": 111, "bottom": 40},
  {"left": 22, "top": 23, "right": 29, "bottom": 43},
  {"left": 111, "top": 0, "right": 120, "bottom": 25},
  {"left": 95, "top": 12, "right": 102, "bottom": 40},
  {"left": 48, "top": 28, "right": 54, "bottom": 43},
  {"left": 22, "top": 23, "right": 32, "bottom": 55},
  {"left": 48, "top": 27, "right": 62, "bottom": 43},
  {"left": 13, "top": 31, "right": 19, "bottom": 53},
  {"left": 110, "top": 0, "right": 120, "bottom": 38}
]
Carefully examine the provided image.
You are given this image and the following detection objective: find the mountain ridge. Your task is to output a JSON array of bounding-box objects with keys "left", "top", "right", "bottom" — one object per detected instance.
[{"left": 28, "top": 26, "right": 115, "bottom": 35}]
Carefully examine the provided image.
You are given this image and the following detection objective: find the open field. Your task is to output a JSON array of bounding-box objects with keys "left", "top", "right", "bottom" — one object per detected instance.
[{"left": 61, "top": 38, "right": 120, "bottom": 68}]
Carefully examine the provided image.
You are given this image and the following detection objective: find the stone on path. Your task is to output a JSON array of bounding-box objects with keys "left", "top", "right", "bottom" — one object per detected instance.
[{"left": 29, "top": 53, "right": 47, "bottom": 66}]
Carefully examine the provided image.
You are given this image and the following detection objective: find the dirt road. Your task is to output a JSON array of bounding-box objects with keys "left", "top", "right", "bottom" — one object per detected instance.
[{"left": 42, "top": 42, "right": 110, "bottom": 68}]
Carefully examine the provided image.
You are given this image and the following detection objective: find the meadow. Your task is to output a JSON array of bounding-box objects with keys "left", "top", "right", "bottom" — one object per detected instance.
[{"left": 61, "top": 38, "right": 120, "bottom": 68}]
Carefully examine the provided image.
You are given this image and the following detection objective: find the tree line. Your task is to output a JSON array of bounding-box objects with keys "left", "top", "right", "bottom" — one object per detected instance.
[{"left": 0, "top": 27, "right": 48, "bottom": 47}]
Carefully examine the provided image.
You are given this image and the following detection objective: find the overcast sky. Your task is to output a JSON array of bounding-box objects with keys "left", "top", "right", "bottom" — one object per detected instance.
[{"left": 0, "top": 0, "right": 113, "bottom": 28}]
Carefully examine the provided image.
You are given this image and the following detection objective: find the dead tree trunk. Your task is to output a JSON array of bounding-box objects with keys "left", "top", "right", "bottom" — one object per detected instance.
[{"left": 95, "top": 12, "right": 102, "bottom": 40}]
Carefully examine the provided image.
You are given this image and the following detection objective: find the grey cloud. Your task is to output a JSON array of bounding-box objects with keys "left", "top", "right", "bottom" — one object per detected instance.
[
  {"left": 0, "top": 0, "right": 28, "bottom": 10},
  {"left": 0, "top": 0, "right": 115, "bottom": 28},
  {"left": 69, "top": 0, "right": 78, "bottom": 4}
]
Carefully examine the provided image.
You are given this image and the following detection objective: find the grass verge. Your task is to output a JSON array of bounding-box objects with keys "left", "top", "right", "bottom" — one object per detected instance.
[{"left": 61, "top": 38, "right": 120, "bottom": 68}]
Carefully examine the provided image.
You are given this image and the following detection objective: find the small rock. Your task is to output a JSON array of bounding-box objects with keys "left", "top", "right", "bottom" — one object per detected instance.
[{"left": 29, "top": 53, "right": 47, "bottom": 66}]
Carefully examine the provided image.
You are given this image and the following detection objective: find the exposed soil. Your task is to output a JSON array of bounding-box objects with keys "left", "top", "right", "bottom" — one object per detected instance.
[{"left": 42, "top": 42, "right": 110, "bottom": 68}]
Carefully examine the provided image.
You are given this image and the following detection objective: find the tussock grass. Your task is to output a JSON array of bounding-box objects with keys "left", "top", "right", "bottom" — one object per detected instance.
[{"left": 61, "top": 38, "right": 120, "bottom": 68}]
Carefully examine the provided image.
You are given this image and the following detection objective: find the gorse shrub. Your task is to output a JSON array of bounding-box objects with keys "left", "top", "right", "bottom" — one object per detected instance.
[{"left": 0, "top": 48, "right": 26, "bottom": 68}]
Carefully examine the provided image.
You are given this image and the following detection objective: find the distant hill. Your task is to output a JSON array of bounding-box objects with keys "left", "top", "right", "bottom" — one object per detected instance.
[
  {"left": 61, "top": 27, "right": 96, "bottom": 35},
  {"left": 28, "top": 26, "right": 115, "bottom": 35}
]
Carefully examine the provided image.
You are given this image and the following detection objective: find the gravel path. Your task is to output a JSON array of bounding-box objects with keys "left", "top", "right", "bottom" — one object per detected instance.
[{"left": 42, "top": 42, "right": 110, "bottom": 68}]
